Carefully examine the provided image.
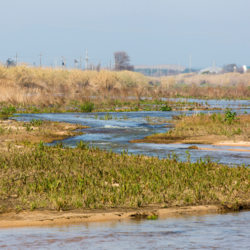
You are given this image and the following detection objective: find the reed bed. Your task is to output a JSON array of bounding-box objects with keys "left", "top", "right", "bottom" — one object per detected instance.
[
  {"left": 0, "top": 143, "right": 250, "bottom": 213},
  {"left": 1, "top": 66, "right": 250, "bottom": 111},
  {"left": 0, "top": 65, "right": 149, "bottom": 106}
]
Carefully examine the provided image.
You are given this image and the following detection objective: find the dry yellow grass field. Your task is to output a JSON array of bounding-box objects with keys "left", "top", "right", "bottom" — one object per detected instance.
[
  {"left": 0, "top": 65, "right": 150, "bottom": 105},
  {"left": 1, "top": 65, "right": 250, "bottom": 107}
]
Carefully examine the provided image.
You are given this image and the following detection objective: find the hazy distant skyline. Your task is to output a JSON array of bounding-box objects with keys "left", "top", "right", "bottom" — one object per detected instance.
[{"left": 0, "top": 0, "right": 249, "bottom": 68}]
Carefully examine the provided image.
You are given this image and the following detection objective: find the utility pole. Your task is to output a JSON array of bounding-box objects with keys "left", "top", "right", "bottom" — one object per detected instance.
[
  {"left": 80, "top": 56, "right": 82, "bottom": 69},
  {"left": 189, "top": 55, "right": 192, "bottom": 73},
  {"left": 39, "top": 52, "right": 42, "bottom": 67},
  {"left": 85, "top": 50, "right": 89, "bottom": 70},
  {"left": 15, "top": 53, "right": 18, "bottom": 66}
]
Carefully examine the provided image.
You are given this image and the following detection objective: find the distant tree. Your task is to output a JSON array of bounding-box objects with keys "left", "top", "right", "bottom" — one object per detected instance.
[
  {"left": 6, "top": 58, "right": 16, "bottom": 68},
  {"left": 114, "top": 51, "right": 134, "bottom": 71},
  {"left": 223, "top": 64, "right": 237, "bottom": 73}
]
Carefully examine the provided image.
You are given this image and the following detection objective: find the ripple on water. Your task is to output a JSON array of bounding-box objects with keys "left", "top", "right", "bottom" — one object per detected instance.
[{"left": 1, "top": 211, "right": 250, "bottom": 249}]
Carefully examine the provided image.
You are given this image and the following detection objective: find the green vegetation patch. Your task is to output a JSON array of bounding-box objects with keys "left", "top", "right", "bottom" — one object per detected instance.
[{"left": 0, "top": 143, "right": 250, "bottom": 213}]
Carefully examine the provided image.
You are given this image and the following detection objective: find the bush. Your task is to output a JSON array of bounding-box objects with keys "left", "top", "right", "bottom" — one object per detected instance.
[
  {"left": 80, "top": 102, "right": 94, "bottom": 112},
  {"left": 224, "top": 109, "right": 239, "bottom": 125},
  {"left": 0, "top": 105, "right": 16, "bottom": 117},
  {"left": 160, "top": 105, "right": 172, "bottom": 111}
]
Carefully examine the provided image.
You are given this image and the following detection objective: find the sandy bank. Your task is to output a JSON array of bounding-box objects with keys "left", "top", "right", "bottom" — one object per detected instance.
[
  {"left": 213, "top": 141, "right": 250, "bottom": 147},
  {"left": 131, "top": 138, "right": 250, "bottom": 152},
  {"left": 0, "top": 205, "right": 220, "bottom": 228}
]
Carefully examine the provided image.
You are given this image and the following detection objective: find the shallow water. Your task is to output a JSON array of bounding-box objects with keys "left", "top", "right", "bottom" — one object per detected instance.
[
  {"left": 17, "top": 106, "right": 250, "bottom": 165},
  {"left": 167, "top": 97, "right": 250, "bottom": 109},
  {"left": 1, "top": 211, "right": 250, "bottom": 249}
]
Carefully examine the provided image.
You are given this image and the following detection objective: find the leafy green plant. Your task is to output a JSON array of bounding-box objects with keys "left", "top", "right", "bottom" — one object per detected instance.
[
  {"left": 160, "top": 105, "right": 172, "bottom": 111},
  {"left": 146, "top": 215, "right": 158, "bottom": 220},
  {"left": 224, "top": 109, "right": 239, "bottom": 125},
  {"left": 76, "top": 141, "right": 89, "bottom": 150},
  {"left": 104, "top": 113, "right": 112, "bottom": 120},
  {"left": 0, "top": 105, "right": 16, "bottom": 118},
  {"left": 30, "top": 119, "right": 43, "bottom": 126},
  {"left": 38, "top": 141, "right": 45, "bottom": 150},
  {"left": 25, "top": 124, "right": 32, "bottom": 132},
  {"left": 80, "top": 102, "right": 94, "bottom": 112}
]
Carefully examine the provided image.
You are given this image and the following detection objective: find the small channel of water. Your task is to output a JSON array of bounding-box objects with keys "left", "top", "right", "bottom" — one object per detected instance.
[{"left": 1, "top": 211, "right": 250, "bottom": 249}]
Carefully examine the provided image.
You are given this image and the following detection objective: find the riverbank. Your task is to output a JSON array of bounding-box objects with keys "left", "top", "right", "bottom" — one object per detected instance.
[
  {"left": 0, "top": 205, "right": 229, "bottom": 228},
  {"left": 0, "top": 118, "right": 88, "bottom": 149}
]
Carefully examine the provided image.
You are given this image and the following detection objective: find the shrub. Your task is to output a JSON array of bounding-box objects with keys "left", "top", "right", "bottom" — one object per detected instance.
[
  {"left": 224, "top": 109, "right": 239, "bottom": 125},
  {"left": 80, "top": 102, "right": 94, "bottom": 112},
  {"left": 160, "top": 105, "right": 172, "bottom": 111},
  {"left": 0, "top": 105, "right": 16, "bottom": 117}
]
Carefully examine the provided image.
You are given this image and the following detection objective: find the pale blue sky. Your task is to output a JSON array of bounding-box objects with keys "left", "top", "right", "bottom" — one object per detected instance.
[{"left": 0, "top": 0, "right": 249, "bottom": 68}]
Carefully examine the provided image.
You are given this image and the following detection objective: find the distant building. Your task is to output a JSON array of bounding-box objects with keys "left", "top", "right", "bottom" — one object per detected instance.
[
  {"left": 198, "top": 66, "right": 222, "bottom": 74},
  {"left": 243, "top": 65, "right": 250, "bottom": 73}
]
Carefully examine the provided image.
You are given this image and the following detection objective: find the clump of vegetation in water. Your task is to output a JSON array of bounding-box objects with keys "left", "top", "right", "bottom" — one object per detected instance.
[
  {"left": 146, "top": 215, "right": 158, "bottom": 220},
  {"left": 160, "top": 105, "right": 172, "bottom": 111}
]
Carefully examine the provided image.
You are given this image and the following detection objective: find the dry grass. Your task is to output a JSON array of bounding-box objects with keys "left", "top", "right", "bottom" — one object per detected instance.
[
  {"left": 1, "top": 65, "right": 250, "bottom": 109},
  {"left": 158, "top": 73, "right": 250, "bottom": 99},
  {"left": 0, "top": 66, "right": 151, "bottom": 106},
  {"left": 0, "top": 119, "right": 87, "bottom": 149},
  {"left": 132, "top": 112, "right": 250, "bottom": 144},
  {"left": 161, "top": 72, "right": 250, "bottom": 86}
]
